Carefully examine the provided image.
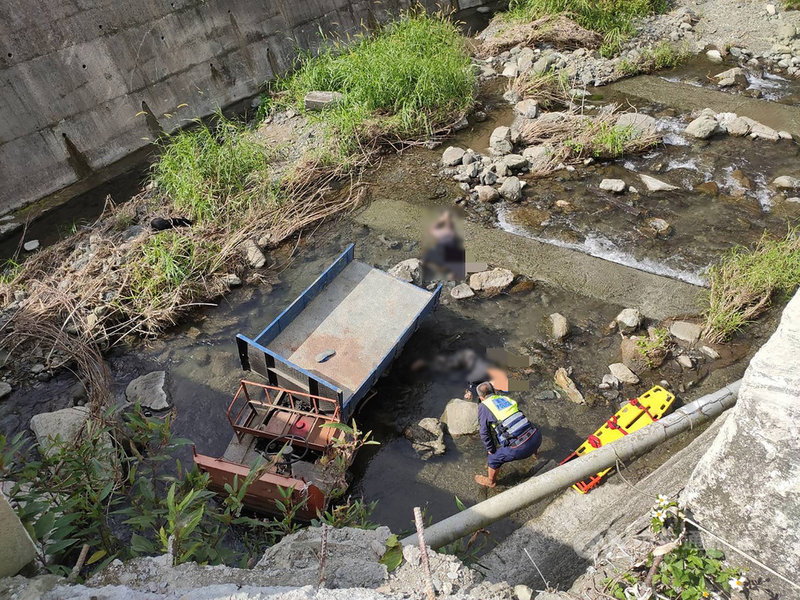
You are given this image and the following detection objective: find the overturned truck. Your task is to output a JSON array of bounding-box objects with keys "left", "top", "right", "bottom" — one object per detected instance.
[{"left": 193, "top": 245, "right": 441, "bottom": 519}]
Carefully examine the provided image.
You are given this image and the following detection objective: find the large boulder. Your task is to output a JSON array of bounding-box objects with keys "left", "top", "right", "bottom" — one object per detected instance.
[
  {"left": 682, "top": 291, "right": 800, "bottom": 596},
  {"left": 29, "top": 406, "right": 90, "bottom": 456},
  {"left": 441, "top": 146, "right": 466, "bottom": 167},
  {"left": 615, "top": 113, "right": 657, "bottom": 138},
  {"left": 669, "top": 320, "right": 702, "bottom": 343},
  {"left": 441, "top": 398, "right": 480, "bottom": 435},
  {"left": 0, "top": 491, "right": 36, "bottom": 576},
  {"left": 404, "top": 418, "right": 446, "bottom": 460},
  {"left": 469, "top": 268, "right": 515, "bottom": 294},
  {"left": 489, "top": 126, "right": 513, "bottom": 155},
  {"left": 388, "top": 258, "right": 423, "bottom": 286},
  {"left": 615, "top": 308, "right": 642, "bottom": 334},
  {"left": 685, "top": 115, "right": 720, "bottom": 139},
  {"left": 599, "top": 179, "right": 626, "bottom": 193},
  {"left": 620, "top": 337, "right": 649, "bottom": 374},
  {"left": 499, "top": 176, "right": 523, "bottom": 202},
  {"left": 522, "top": 145, "right": 552, "bottom": 171},
  {"left": 126, "top": 371, "right": 171, "bottom": 411},
  {"left": 257, "top": 525, "right": 391, "bottom": 588},
  {"left": 608, "top": 362, "right": 639, "bottom": 384}
]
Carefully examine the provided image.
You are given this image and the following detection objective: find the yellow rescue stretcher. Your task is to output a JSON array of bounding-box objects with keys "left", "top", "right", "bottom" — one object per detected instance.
[{"left": 559, "top": 385, "right": 675, "bottom": 493}]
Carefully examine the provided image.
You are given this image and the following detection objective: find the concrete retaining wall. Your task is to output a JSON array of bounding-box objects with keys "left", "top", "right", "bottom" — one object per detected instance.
[{"left": 0, "top": 0, "right": 488, "bottom": 215}]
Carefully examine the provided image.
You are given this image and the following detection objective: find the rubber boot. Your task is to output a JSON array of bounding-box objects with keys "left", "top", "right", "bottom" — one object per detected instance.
[{"left": 475, "top": 467, "right": 498, "bottom": 488}]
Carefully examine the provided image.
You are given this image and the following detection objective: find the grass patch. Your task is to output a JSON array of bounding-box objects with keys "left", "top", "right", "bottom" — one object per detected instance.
[
  {"left": 618, "top": 42, "right": 690, "bottom": 76},
  {"left": 152, "top": 116, "right": 272, "bottom": 223},
  {"left": 636, "top": 327, "right": 671, "bottom": 368},
  {"left": 274, "top": 11, "right": 476, "bottom": 157},
  {"left": 703, "top": 228, "right": 800, "bottom": 342},
  {"left": 786, "top": 0, "right": 800, "bottom": 9},
  {"left": 504, "top": 0, "right": 668, "bottom": 56},
  {"left": 128, "top": 232, "right": 220, "bottom": 316}
]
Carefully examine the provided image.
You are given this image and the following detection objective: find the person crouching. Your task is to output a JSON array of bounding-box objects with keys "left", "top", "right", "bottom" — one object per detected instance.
[{"left": 475, "top": 382, "right": 541, "bottom": 488}]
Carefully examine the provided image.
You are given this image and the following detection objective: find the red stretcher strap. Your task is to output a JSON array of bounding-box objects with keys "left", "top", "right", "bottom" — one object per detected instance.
[
  {"left": 629, "top": 397, "right": 658, "bottom": 423},
  {"left": 588, "top": 434, "right": 602, "bottom": 448},
  {"left": 606, "top": 414, "right": 629, "bottom": 435}
]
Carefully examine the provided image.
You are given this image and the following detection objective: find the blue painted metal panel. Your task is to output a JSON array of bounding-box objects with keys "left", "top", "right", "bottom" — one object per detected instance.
[
  {"left": 236, "top": 333, "right": 343, "bottom": 401},
  {"left": 254, "top": 244, "right": 355, "bottom": 346},
  {"left": 342, "top": 283, "right": 442, "bottom": 421}
]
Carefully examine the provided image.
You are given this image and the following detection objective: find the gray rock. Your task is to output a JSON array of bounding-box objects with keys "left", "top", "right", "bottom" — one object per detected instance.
[
  {"left": 599, "top": 178, "right": 626, "bottom": 193},
  {"left": 441, "top": 146, "right": 466, "bottom": 167},
  {"left": 726, "top": 116, "right": 751, "bottom": 136},
  {"left": 23, "top": 240, "right": 39, "bottom": 252},
  {"left": 222, "top": 273, "right": 242, "bottom": 288},
  {"left": 257, "top": 526, "right": 391, "bottom": 589},
  {"left": 699, "top": 345, "right": 720, "bottom": 360},
  {"left": 441, "top": 398, "right": 479, "bottom": 435},
  {"left": 749, "top": 122, "right": 780, "bottom": 141},
  {"left": 499, "top": 176, "right": 522, "bottom": 202},
  {"left": 469, "top": 268, "right": 515, "bottom": 293},
  {"left": 609, "top": 363, "right": 639, "bottom": 384},
  {"left": 503, "top": 89, "right": 522, "bottom": 104},
  {"left": 126, "top": 371, "right": 170, "bottom": 411},
  {"left": 670, "top": 320, "right": 702, "bottom": 343},
  {"left": 489, "top": 126, "right": 513, "bottom": 155},
  {"left": 303, "top": 91, "right": 343, "bottom": 110},
  {"left": 450, "top": 283, "right": 475, "bottom": 300},
  {"left": 241, "top": 239, "right": 266, "bottom": 269},
  {"left": 405, "top": 417, "right": 446, "bottom": 459},
  {"left": 549, "top": 313, "right": 569, "bottom": 340},
  {"left": 522, "top": 145, "right": 551, "bottom": 171},
  {"left": 639, "top": 173, "right": 678, "bottom": 192},
  {"left": 714, "top": 67, "right": 747, "bottom": 87},
  {"left": 121, "top": 225, "right": 144, "bottom": 241},
  {"left": 0, "top": 382, "right": 11, "bottom": 399},
  {"left": 676, "top": 354, "right": 694, "bottom": 369},
  {"left": 554, "top": 367, "right": 584, "bottom": 404},
  {"left": 388, "top": 258, "right": 423, "bottom": 286},
  {"left": 480, "top": 169, "right": 498, "bottom": 186},
  {"left": 30, "top": 363, "right": 45, "bottom": 374},
  {"left": 30, "top": 406, "right": 90, "bottom": 456},
  {"left": 683, "top": 291, "right": 800, "bottom": 597},
  {"left": 685, "top": 115, "right": 720, "bottom": 139},
  {"left": 773, "top": 175, "right": 800, "bottom": 189},
  {"left": 615, "top": 308, "right": 642, "bottom": 334},
  {"left": 514, "top": 584, "right": 534, "bottom": 600},
  {"left": 647, "top": 217, "right": 672, "bottom": 236},
  {"left": 705, "top": 49, "right": 723, "bottom": 63},
  {"left": 502, "top": 154, "right": 528, "bottom": 171},
  {"left": 475, "top": 185, "right": 500, "bottom": 203},
  {"left": 514, "top": 99, "right": 538, "bottom": 119},
  {"left": 602, "top": 373, "right": 620, "bottom": 389},
  {"left": 532, "top": 55, "right": 552, "bottom": 75},
  {"left": 616, "top": 113, "right": 657, "bottom": 137},
  {"left": 501, "top": 63, "right": 518, "bottom": 78}
]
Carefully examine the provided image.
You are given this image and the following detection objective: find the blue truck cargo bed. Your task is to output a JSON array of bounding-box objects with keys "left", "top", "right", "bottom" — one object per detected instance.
[{"left": 237, "top": 244, "right": 441, "bottom": 420}]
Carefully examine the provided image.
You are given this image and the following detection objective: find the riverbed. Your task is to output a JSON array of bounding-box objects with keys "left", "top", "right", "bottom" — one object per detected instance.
[{"left": 0, "top": 55, "right": 795, "bottom": 545}]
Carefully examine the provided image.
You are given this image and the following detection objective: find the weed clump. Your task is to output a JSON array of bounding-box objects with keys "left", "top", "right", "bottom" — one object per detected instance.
[
  {"left": 618, "top": 42, "right": 690, "bottom": 76},
  {"left": 509, "top": 71, "right": 572, "bottom": 109},
  {"left": 276, "top": 12, "right": 476, "bottom": 156},
  {"left": 703, "top": 229, "right": 800, "bottom": 342},
  {"left": 152, "top": 117, "right": 271, "bottom": 223},
  {"left": 504, "top": 0, "right": 668, "bottom": 56}
]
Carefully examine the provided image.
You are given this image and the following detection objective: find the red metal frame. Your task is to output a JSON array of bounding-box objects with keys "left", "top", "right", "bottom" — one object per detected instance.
[{"left": 226, "top": 380, "right": 342, "bottom": 449}]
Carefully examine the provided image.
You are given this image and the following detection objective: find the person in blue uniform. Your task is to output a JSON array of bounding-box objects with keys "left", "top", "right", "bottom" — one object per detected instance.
[{"left": 475, "top": 382, "right": 541, "bottom": 488}]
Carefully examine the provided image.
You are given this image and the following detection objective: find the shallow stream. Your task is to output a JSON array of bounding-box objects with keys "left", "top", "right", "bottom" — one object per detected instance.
[{"left": 1, "top": 56, "right": 795, "bottom": 545}]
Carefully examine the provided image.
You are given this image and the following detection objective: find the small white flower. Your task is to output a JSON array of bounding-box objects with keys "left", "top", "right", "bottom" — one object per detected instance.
[
  {"left": 729, "top": 575, "right": 747, "bottom": 591},
  {"left": 651, "top": 508, "right": 667, "bottom": 522},
  {"left": 656, "top": 494, "right": 670, "bottom": 507}
]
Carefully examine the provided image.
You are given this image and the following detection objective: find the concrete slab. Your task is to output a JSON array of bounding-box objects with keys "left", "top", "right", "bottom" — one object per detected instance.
[
  {"left": 607, "top": 76, "right": 800, "bottom": 137},
  {"left": 354, "top": 199, "right": 704, "bottom": 320}
]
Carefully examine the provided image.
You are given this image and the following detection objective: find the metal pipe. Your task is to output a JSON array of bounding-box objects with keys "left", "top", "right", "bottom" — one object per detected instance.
[{"left": 402, "top": 380, "right": 741, "bottom": 549}]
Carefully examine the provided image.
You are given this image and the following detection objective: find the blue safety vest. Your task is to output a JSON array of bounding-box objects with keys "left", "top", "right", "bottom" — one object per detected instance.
[{"left": 481, "top": 394, "right": 535, "bottom": 447}]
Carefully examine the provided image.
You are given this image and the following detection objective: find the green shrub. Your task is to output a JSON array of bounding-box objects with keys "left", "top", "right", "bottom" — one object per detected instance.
[
  {"left": 505, "top": 0, "right": 668, "bottom": 56},
  {"left": 152, "top": 115, "right": 270, "bottom": 222},
  {"left": 277, "top": 12, "right": 476, "bottom": 156},
  {"left": 704, "top": 228, "right": 800, "bottom": 341},
  {"left": 785, "top": 0, "right": 800, "bottom": 9}
]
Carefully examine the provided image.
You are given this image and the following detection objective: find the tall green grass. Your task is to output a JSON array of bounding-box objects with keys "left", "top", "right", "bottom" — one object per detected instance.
[
  {"left": 277, "top": 12, "right": 476, "bottom": 156},
  {"left": 704, "top": 229, "right": 800, "bottom": 341},
  {"left": 152, "top": 116, "right": 270, "bottom": 223},
  {"left": 505, "top": 0, "right": 668, "bottom": 56}
]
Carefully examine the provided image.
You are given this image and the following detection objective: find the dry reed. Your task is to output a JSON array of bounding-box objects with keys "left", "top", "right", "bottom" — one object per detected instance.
[{"left": 479, "top": 15, "right": 602, "bottom": 56}]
